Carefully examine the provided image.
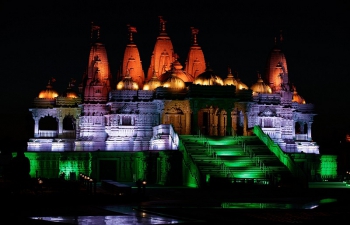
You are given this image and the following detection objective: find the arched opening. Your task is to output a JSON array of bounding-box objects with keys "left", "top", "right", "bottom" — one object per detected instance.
[
  {"left": 63, "top": 115, "right": 76, "bottom": 138},
  {"left": 303, "top": 123, "right": 308, "bottom": 134},
  {"left": 63, "top": 116, "right": 75, "bottom": 130},
  {"left": 39, "top": 116, "right": 57, "bottom": 137},
  {"left": 295, "top": 122, "right": 301, "bottom": 134}
]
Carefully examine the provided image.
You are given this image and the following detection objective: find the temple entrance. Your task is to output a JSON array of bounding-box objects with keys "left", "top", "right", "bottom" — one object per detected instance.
[
  {"left": 39, "top": 116, "right": 58, "bottom": 137},
  {"left": 99, "top": 160, "right": 117, "bottom": 181},
  {"left": 63, "top": 115, "right": 76, "bottom": 138},
  {"left": 198, "top": 111, "right": 209, "bottom": 135},
  {"left": 39, "top": 116, "right": 57, "bottom": 130}
]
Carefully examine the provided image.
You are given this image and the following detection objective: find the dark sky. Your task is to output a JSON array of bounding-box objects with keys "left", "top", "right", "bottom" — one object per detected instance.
[{"left": 1, "top": 1, "right": 350, "bottom": 148}]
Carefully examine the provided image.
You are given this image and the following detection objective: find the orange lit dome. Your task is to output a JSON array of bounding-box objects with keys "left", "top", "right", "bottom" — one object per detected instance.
[
  {"left": 193, "top": 67, "right": 223, "bottom": 86},
  {"left": 292, "top": 86, "right": 305, "bottom": 104},
  {"left": 38, "top": 81, "right": 59, "bottom": 99},
  {"left": 64, "top": 83, "right": 79, "bottom": 98},
  {"left": 163, "top": 74, "right": 185, "bottom": 89},
  {"left": 143, "top": 72, "right": 162, "bottom": 91},
  {"left": 116, "top": 74, "right": 139, "bottom": 90},
  {"left": 224, "top": 68, "right": 238, "bottom": 86},
  {"left": 250, "top": 74, "right": 272, "bottom": 94},
  {"left": 159, "top": 60, "right": 192, "bottom": 83},
  {"left": 235, "top": 77, "right": 248, "bottom": 90}
]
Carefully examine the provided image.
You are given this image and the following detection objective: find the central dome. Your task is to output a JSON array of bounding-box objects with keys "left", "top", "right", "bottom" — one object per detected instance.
[
  {"left": 38, "top": 81, "right": 59, "bottom": 99},
  {"left": 193, "top": 67, "right": 223, "bottom": 86}
]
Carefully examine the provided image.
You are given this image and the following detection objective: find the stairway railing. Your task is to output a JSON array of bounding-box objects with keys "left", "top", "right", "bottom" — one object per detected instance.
[
  {"left": 178, "top": 137, "right": 201, "bottom": 188},
  {"left": 197, "top": 130, "right": 234, "bottom": 178},
  {"left": 253, "top": 125, "right": 307, "bottom": 183},
  {"left": 242, "top": 142, "right": 271, "bottom": 178}
]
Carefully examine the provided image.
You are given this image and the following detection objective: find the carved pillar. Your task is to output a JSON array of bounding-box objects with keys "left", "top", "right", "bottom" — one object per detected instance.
[
  {"left": 308, "top": 122, "right": 313, "bottom": 141},
  {"left": 226, "top": 108, "right": 232, "bottom": 136},
  {"left": 243, "top": 111, "right": 248, "bottom": 136},
  {"left": 75, "top": 117, "right": 80, "bottom": 140},
  {"left": 58, "top": 117, "right": 63, "bottom": 137},
  {"left": 185, "top": 111, "right": 191, "bottom": 134},
  {"left": 34, "top": 118, "right": 39, "bottom": 138},
  {"left": 231, "top": 109, "right": 237, "bottom": 136}
]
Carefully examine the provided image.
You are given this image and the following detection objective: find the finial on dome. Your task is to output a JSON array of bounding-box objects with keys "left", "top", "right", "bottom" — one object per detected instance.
[
  {"left": 91, "top": 21, "right": 100, "bottom": 40},
  {"left": 159, "top": 16, "right": 167, "bottom": 34},
  {"left": 257, "top": 71, "right": 261, "bottom": 79},
  {"left": 228, "top": 67, "right": 232, "bottom": 74},
  {"left": 190, "top": 27, "right": 199, "bottom": 45},
  {"left": 127, "top": 24, "right": 137, "bottom": 43},
  {"left": 280, "top": 30, "right": 283, "bottom": 43}
]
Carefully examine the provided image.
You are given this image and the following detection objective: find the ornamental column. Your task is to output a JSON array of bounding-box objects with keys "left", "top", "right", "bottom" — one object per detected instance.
[
  {"left": 185, "top": 111, "right": 191, "bottom": 134},
  {"left": 308, "top": 122, "right": 313, "bottom": 141},
  {"left": 226, "top": 108, "right": 232, "bottom": 136},
  {"left": 34, "top": 118, "right": 39, "bottom": 138},
  {"left": 58, "top": 117, "right": 63, "bottom": 138}
]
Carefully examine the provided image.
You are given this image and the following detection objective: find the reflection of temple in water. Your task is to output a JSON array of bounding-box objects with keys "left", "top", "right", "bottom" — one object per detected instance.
[{"left": 25, "top": 18, "right": 336, "bottom": 187}]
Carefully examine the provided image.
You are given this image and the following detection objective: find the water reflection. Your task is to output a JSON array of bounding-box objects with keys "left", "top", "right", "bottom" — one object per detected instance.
[
  {"left": 30, "top": 215, "right": 181, "bottom": 224},
  {"left": 222, "top": 198, "right": 337, "bottom": 209}
]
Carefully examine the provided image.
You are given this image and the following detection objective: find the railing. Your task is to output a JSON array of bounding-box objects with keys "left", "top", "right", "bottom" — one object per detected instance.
[
  {"left": 295, "top": 134, "right": 308, "bottom": 141},
  {"left": 178, "top": 138, "right": 201, "bottom": 188},
  {"left": 241, "top": 142, "right": 270, "bottom": 178},
  {"left": 198, "top": 130, "right": 234, "bottom": 178},
  {"left": 253, "top": 125, "right": 307, "bottom": 183},
  {"left": 39, "top": 130, "right": 58, "bottom": 138}
]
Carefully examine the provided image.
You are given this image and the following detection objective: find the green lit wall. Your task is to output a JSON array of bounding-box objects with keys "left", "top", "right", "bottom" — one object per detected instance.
[
  {"left": 320, "top": 155, "right": 337, "bottom": 179},
  {"left": 19, "top": 151, "right": 183, "bottom": 185}
]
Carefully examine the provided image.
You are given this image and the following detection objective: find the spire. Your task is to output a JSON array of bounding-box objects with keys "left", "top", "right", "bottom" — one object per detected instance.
[
  {"left": 91, "top": 21, "right": 100, "bottom": 41},
  {"left": 191, "top": 27, "right": 199, "bottom": 45},
  {"left": 185, "top": 27, "right": 206, "bottom": 80},
  {"left": 159, "top": 16, "right": 167, "bottom": 35},
  {"left": 147, "top": 16, "right": 174, "bottom": 81},
  {"left": 127, "top": 24, "right": 137, "bottom": 43},
  {"left": 122, "top": 24, "right": 145, "bottom": 88}
]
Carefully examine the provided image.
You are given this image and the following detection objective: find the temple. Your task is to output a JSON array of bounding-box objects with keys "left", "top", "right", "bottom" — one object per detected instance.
[{"left": 25, "top": 18, "right": 336, "bottom": 187}]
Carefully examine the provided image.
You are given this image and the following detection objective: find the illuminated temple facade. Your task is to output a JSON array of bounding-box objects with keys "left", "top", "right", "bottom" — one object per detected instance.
[{"left": 26, "top": 18, "right": 331, "bottom": 186}]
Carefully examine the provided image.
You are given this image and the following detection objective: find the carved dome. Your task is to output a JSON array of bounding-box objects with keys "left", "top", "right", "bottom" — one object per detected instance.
[
  {"left": 143, "top": 72, "right": 162, "bottom": 91},
  {"left": 235, "top": 77, "right": 248, "bottom": 90},
  {"left": 38, "top": 81, "right": 59, "bottom": 99},
  {"left": 116, "top": 74, "right": 139, "bottom": 90},
  {"left": 250, "top": 74, "right": 272, "bottom": 94},
  {"left": 224, "top": 68, "right": 238, "bottom": 86},
  {"left": 193, "top": 67, "right": 223, "bottom": 86},
  {"left": 163, "top": 74, "right": 185, "bottom": 89},
  {"left": 159, "top": 59, "right": 192, "bottom": 83},
  {"left": 292, "top": 86, "right": 305, "bottom": 104}
]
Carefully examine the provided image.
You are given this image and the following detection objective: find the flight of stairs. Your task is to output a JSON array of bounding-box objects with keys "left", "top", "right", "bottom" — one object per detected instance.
[{"left": 179, "top": 135, "right": 291, "bottom": 187}]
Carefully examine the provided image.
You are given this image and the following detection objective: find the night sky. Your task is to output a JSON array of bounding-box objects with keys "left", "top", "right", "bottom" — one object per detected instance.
[{"left": 1, "top": 1, "right": 349, "bottom": 151}]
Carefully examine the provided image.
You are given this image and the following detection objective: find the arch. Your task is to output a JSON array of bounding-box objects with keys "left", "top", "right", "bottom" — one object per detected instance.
[
  {"left": 295, "top": 122, "right": 301, "bottom": 134},
  {"left": 63, "top": 115, "right": 76, "bottom": 130},
  {"left": 39, "top": 116, "right": 57, "bottom": 130}
]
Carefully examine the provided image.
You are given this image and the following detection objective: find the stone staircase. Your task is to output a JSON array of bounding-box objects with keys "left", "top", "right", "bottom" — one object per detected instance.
[{"left": 179, "top": 135, "right": 292, "bottom": 187}]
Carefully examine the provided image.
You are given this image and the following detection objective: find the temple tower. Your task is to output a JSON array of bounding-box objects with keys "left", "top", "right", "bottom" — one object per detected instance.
[
  {"left": 146, "top": 16, "right": 175, "bottom": 81},
  {"left": 265, "top": 36, "right": 289, "bottom": 93},
  {"left": 120, "top": 25, "right": 145, "bottom": 89},
  {"left": 184, "top": 27, "right": 206, "bottom": 81},
  {"left": 78, "top": 23, "right": 112, "bottom": 146}
]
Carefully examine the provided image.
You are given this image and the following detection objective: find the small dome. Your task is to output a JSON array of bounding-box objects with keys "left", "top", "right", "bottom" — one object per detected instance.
[
  {"left": 143, "top": 72, "right": 162, "bottom": 91},
  {"left": 38, "top": 81, "right": 59, "bottom": 99},
  {"left": 250, "top": 74, "right": 272, "bottom": 94},
  {"left": 224, "top": 68, "right": 238, "bottom": 86},
  {"left": 116, "top": 74, "right": 139, "bottom": 90},
  {"left": 292, "top": 86, "right": 305, "bottom": 104},
  {"left": 64, "top": 82, "right": 79, "bottom": 98},
  {"left": 163, "top": 74, "right": 185, "bottom": 89},
  {"left": 193, "top": 67, "right": 223, "bottom": 86},
  {"left": 159, "top": 60, "right": 192, "bottom": 82},
  {"left": 235, "top": 77, "right": 248, "bottom": 90}
]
